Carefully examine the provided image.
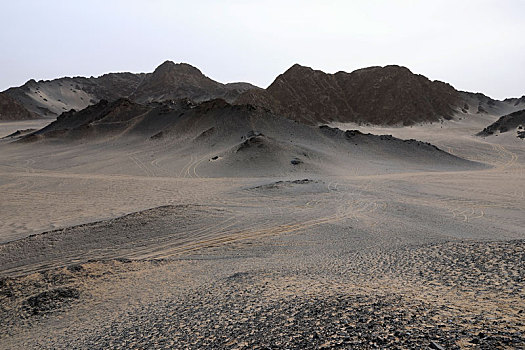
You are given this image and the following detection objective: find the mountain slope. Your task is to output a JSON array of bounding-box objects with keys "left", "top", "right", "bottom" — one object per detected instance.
[
  {"left": 3, "top": 73, "right": 145, "bottom": 117},
  {"left": 477, "top": 109, "right": 525, "bottom": 138},
  {"left": 0, "top": 92, "right": 38, "bottom": 120},
  {"left": 130, "top": 61, "right": 259, "bottom": 104},
  {"left": 3, "top": 61, "right": 258, "bottom": 119},
  {"left": 460, "top": 91, "right": 525, "bottom": 117},
  {"left": 16, "top": 98, "right": 485, "bottom": 177},
  {"left": 236, "top": 64, "right": 462, "bottom": 125},
  {"left": 4, "top": 61, "right": 521, "bottom": 125}
]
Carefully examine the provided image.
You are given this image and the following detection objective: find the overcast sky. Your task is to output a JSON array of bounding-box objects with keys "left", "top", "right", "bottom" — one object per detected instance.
[{"left": 1, "top": 0, "right": 524, "bottom": 99}]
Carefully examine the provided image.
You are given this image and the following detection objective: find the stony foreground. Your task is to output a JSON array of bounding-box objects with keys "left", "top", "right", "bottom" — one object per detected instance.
[{"left": 1, "top": 232, "right": 524, "bottom": 349}]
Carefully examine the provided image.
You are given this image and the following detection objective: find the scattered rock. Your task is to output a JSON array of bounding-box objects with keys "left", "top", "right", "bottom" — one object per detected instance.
[
  {"left": 150, "top": 131, "right": 164, "bottom": 140},
  {"left": 25, "top": 287, "right": 80, "bottom": 315},
  {"left": 430, "top": 340, "right": 445, "bottom": 350}
]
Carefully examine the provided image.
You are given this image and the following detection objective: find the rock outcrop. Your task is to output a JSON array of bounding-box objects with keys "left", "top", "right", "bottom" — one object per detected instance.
[{"left": 477, "top": 109, "right": 525, "bottom": 137}]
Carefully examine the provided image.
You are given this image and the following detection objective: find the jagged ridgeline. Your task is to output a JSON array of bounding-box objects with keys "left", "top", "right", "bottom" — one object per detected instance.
[
  {"left": 2, "top": 61, "right": 259, "bottom": 119},
  {"left": 3, "top": 60, "right": 524, "bottom": 125}
]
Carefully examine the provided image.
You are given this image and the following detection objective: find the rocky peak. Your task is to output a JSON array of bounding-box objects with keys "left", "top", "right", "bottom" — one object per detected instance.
[
  {"left": 283, "top": 63, "right": 315, "bottom": 75},
  {"left": 151, "top": 61, "right": 205, "bottom": 80},
  {"left": 130, "top": 61, "right": 255, "bottom": 104},
  {"left": 274, "top": 64, "right": 332, "bottom": 83},
  {"left": 238, "top": 63, "right": 462, "bottom": 125}
]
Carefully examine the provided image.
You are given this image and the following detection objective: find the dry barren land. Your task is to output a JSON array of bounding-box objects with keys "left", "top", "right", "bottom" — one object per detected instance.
[{"left": 0, "top": 112, "right": 524, "bottom": 349}]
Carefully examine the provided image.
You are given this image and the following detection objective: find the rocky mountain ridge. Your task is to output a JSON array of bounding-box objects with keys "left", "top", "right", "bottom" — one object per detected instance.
[
  {"left": 2, "top": 61, "right": 258, "bottom": 118},
  {"left": 236, "top": 64, "right": 492, "bottom": 125},
  {"left": 3, "top": 73, "right": 146, "bottom": 117},
  {"left": 2, "top": 61, "right": 523, "bottom": 126}
]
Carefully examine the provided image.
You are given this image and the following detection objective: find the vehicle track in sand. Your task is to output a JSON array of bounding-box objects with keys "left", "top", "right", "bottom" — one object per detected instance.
[
  {"left": 1, "top": 179, "right": 389, "bottom": 277},
  {"left": 1, "top": 128, "right": 524, "bottom": 276}
]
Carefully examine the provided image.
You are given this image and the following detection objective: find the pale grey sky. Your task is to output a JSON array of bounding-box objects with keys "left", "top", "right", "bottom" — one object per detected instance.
[{"left": 1, "top": 0, "right": 524, "bottom": 99}]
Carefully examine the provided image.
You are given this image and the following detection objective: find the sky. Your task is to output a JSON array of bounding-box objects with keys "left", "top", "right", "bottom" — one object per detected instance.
[{"left": 1, "top": 0, "right": 524, "bottom": 99}]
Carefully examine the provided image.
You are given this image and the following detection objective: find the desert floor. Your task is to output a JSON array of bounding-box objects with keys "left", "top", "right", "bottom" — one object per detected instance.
[{"left": 0, "top": 115, "right": 524, "bottom": 349}]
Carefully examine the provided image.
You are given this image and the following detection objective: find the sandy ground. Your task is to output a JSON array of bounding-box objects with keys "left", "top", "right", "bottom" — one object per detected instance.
[
  {"left": 0, "top": 111, "right": 524, "bottom": 348},
  {"left": 0, "top": 119, "right": 54, "bottom": 139}
]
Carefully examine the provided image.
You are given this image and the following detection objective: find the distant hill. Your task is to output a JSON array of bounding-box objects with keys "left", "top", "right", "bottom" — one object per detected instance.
[
  {"left": 0, "top": 92, "right": 38, "bottom": 120},
  {"left": 3, "top": 61, "right": 523, "bottom": 125},
  {"left": 236, "top": 64, "right": 461, "bottom": 125},
  {"left": 2, "top": 61, "right": 258, "bottom": 119},
  {"left": 130, "top": 61, "right": 260, "bottom": 104},
  {"left": 460, "top": 91, "right": 525, "bottom": 116},
  {"left": 503, "top": 95, "right": 525, "bottom": 107},
  {"left": 236, "top": 64, "right": 525, "bottom": 126},
  {"left": 3, "top": 73, "right": 145, "bottom": 117}
]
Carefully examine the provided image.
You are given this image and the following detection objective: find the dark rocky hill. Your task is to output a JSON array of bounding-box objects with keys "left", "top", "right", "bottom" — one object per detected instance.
[
  {"left": 3, "top": 61, "right": 522, "bottom": 125},
  {"left": 236, "top": 64, "right": 462, "bottom": 125},
  {"left": 477, "top": 109, "right": 525, "bottom": 138},
  {"left": 130, "top": 61, "right": 258, "bottom": 104},
  {"left": 0, "top": 92, "right": 38, "bottom": 120}
]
